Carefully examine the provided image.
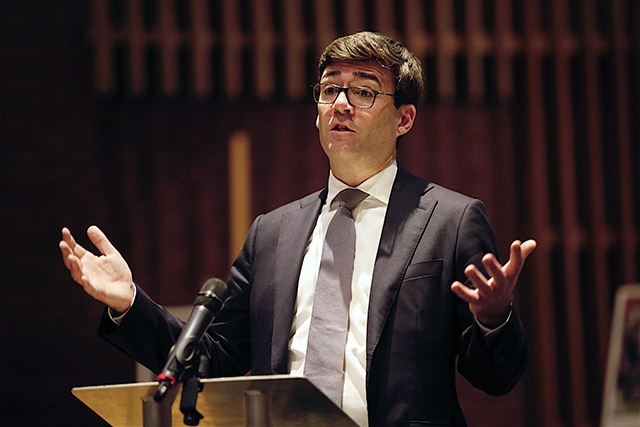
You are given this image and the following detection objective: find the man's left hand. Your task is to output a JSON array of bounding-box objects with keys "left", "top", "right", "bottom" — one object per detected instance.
[{"left": 451, "top": 239, "right": 537, "bottom": 329}]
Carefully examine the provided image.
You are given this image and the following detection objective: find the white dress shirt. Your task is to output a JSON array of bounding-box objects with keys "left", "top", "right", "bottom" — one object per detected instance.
[{"left": 288, "top": 162, "right": 398, "bottom": 427}]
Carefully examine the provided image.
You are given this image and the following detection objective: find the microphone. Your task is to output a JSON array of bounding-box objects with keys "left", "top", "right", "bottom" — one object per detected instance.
[{"left": 154, "top": 277, "right": 229, "bottom": 402}]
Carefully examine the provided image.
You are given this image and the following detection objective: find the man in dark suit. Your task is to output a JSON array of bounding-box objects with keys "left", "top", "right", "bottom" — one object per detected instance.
[{"left": 60, "top": 32, "right": 536, "bottom": 426}]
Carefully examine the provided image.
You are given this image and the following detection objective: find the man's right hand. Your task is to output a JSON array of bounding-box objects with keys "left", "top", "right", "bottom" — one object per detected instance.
[{"left": 59, "top": 225, "right": 135, "bottom": 313}]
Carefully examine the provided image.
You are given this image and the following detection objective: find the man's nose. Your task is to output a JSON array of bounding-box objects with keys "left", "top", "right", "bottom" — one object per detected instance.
[{"left": 332, "top": 90, "right": 353, "bottom": 111}]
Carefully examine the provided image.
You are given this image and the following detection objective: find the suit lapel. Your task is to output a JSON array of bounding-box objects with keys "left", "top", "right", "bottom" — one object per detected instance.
[
  {"left": 265, "top": 170, "right": 436, "bottom": 372},
  {"left": 270, "top": 190, "right": 326, "bottom": 372},
  {"left": 366, "top": 168, "right": 436, "bottom": 366}
]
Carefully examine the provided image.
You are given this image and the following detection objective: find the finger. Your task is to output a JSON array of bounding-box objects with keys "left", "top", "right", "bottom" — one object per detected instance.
[
  {"left": 451, "top": 281, "right": 477, "bottom": 303},
  {"left": 464, "top": 264, "right": 493, "bottom": 295},
  {"left": 504, "top": 239, "right": 535, "bottom": 276},
  {"left": 520, "top": 239, "right": 537, "bottom": 259},
  {"left": 59, "top": 240, "right": 72, "bottom": 269},
  {"left": 61, "top": 227, "right": 76, "bottom": 249},
  {"left": 69, "top": 258, "right": 86, "bottom": 284},
  {"left": 60, "top": 229, "right": 91, "bottom": 285},
  {"left": 60, "top": 249, "right": 85, "bottom": 285},
  {"left": 481, "top": 253, "right": 505, "bottom": 285},
  {"left": 499, "top": 239, "right": 537, "bottom": 285},
  {"left": 61, "top": 227, "right": 88, "bottom": 258},
  {"left": 502, "top": 240, "right": 525, "bottom": 278},
  {"left": 87, "top": 225, "right": 118, "bottom": 256}
]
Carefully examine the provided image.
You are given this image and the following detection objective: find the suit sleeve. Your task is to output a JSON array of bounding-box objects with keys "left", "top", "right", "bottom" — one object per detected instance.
[
  {"left": 454, "top": 199, "right": 528, "bottom": 396},
  {"left": 97, "top": 215, "right": 262, "bottom": 378}
]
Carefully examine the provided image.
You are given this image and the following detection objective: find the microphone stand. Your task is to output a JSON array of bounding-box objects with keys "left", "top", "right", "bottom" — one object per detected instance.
[
  {"left": 152, "top": 278, "right": 229, "bottom": 425},
  {"left": 178, "top": 353, "right": 209, "bottom": 426}
]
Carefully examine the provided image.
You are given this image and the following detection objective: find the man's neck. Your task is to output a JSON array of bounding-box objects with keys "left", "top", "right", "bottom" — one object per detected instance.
[{"left": 331, "top": 156, "right": 396, "bottom": 187}]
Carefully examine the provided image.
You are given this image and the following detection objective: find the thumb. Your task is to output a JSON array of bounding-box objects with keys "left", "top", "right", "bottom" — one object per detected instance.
[
  {"left": 504, "top": 239, "right": 537, "bottom": 279},
  {"left": 520, "top": 239, "right": 537, "bottom": 260},
  {"left": 87, "top": 225, "right": 119, "bottom": 256}
]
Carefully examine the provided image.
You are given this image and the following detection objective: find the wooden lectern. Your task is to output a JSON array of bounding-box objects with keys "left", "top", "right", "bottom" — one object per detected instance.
[{"left": 72, "top": 374, "right": 358, "bottom": 426}]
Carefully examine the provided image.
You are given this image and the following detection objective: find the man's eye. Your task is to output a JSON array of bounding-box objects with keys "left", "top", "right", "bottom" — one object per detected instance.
[
  {"left": 355, "top": 89, "right": 374, "bottom": 99},
  {"left": 323, "top": 86, "right": 337, "bottom": 95}
]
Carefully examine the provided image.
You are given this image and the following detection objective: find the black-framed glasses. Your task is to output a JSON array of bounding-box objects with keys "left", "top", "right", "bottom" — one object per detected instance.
[{"left": 312, "top": 83, "right": 395, "bottom": 109}]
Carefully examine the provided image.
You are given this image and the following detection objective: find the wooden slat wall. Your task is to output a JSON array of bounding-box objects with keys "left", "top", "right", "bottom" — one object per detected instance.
[
  {"left": 88, "top": 1, "right": 640, "bottom": 426},
  {"left": 522, "top": 2, "right": 561, "bottom": 425},
  {"left": 612, "top": 0, "right": 638, "bottom": 290},
  {"left": 552, "top": 1, "right": 589, "bottom": 424},
  {"left": 581, "top": 0, "right": 612, "bottom": 398}
]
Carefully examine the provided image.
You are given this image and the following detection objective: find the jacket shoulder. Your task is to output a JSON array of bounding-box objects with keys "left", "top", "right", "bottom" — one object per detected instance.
[
  {"left": 396, "top": 166, "right": 481, "bottom": 208},
  {"left": 259, "top": 189, "right": 326, "bottom": 219}
]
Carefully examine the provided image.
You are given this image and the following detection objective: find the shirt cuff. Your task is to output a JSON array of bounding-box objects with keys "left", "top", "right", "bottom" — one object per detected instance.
[
  {"left": 475, "top": 305, "right": 513, "bottom": 336},
  {"left": 107, "top": 284, "right": 137, "bottom": 325}
]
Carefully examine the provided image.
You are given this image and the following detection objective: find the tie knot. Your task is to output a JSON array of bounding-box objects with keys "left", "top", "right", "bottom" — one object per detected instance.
[{"left": 335, "top": 188, "right": 368, "bottom": 211}]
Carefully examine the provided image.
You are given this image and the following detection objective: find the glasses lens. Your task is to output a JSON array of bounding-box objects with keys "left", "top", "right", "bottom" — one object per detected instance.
[
  {"left": 313, "top": 84, "right": 376, "bottom": 108},
  {"left": 348, "top": 87, "right": 375, "bottom": 108},
  {"left": 315, "top": 84, "right": 337, "bottom": 103}
]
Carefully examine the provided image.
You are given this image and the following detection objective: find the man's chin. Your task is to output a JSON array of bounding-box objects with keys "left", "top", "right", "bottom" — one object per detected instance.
[{"left": 325, "top": 139, "right": 359, "bottom": 155}]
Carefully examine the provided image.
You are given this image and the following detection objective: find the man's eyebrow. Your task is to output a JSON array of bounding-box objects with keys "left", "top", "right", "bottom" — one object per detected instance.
[
  {"left": 322, "top": 69, "right": 382, "bottom": 86},
  {"left": 353, "top": 71, "right": 382, "bottom": 86},
  {"left": 323, "top": 69, "right": 342, "bottom": 78}
]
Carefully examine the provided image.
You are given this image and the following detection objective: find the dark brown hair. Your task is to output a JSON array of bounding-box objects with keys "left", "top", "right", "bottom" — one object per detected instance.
[{"left": 318, "top": 31, "right": 425, "bottom": 108}]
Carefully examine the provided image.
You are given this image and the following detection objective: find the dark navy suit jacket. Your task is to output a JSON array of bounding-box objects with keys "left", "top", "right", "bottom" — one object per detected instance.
[{"left": 100, "top": 166, "right": 527, "bottom": 426}]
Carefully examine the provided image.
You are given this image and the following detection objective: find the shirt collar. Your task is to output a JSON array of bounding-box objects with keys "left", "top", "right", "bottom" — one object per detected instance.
[{"left": 326, "top": 161, "right": 398, "bottom": 208}]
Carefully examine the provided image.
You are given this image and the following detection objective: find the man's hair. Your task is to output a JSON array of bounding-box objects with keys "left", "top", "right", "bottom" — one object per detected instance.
[{"left": 318, "top": 31, "right": 425, "bottom": 108}]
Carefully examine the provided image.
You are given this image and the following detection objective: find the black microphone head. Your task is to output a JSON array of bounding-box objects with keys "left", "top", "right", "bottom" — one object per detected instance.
[
  {"left": 199, "top": 277, "right": 229, "bottom": 299},
  {"left": 194, "top": 278, "right": 229, "bottom": 309}
]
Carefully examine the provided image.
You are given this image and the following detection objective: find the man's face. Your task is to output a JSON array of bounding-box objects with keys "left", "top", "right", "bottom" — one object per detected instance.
[{"left": 316, "top": 61, "right": 415, "bottom": 182}]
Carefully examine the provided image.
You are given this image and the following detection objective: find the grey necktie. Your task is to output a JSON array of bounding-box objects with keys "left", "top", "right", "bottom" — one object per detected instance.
[{"left": 304, "top": 188, "right": 368, "bottom": 407}]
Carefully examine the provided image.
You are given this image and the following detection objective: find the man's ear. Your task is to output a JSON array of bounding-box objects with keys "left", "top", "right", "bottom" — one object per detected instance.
[
  {"left": 316, "top": 114, "right": 320, "bottom": 129},
  {"left": 396, "top": 104, "right": 417, "bottom": 137}
]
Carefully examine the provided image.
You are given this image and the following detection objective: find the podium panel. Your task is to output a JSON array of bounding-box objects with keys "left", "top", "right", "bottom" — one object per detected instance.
[{"left": 72, "top": 374, "right": 358, "bottom": 426}]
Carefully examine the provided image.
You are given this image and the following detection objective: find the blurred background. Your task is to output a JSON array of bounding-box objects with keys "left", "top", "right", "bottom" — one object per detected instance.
[{"left": 1, "top": 0, "right": 638, "bottom": 426}]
